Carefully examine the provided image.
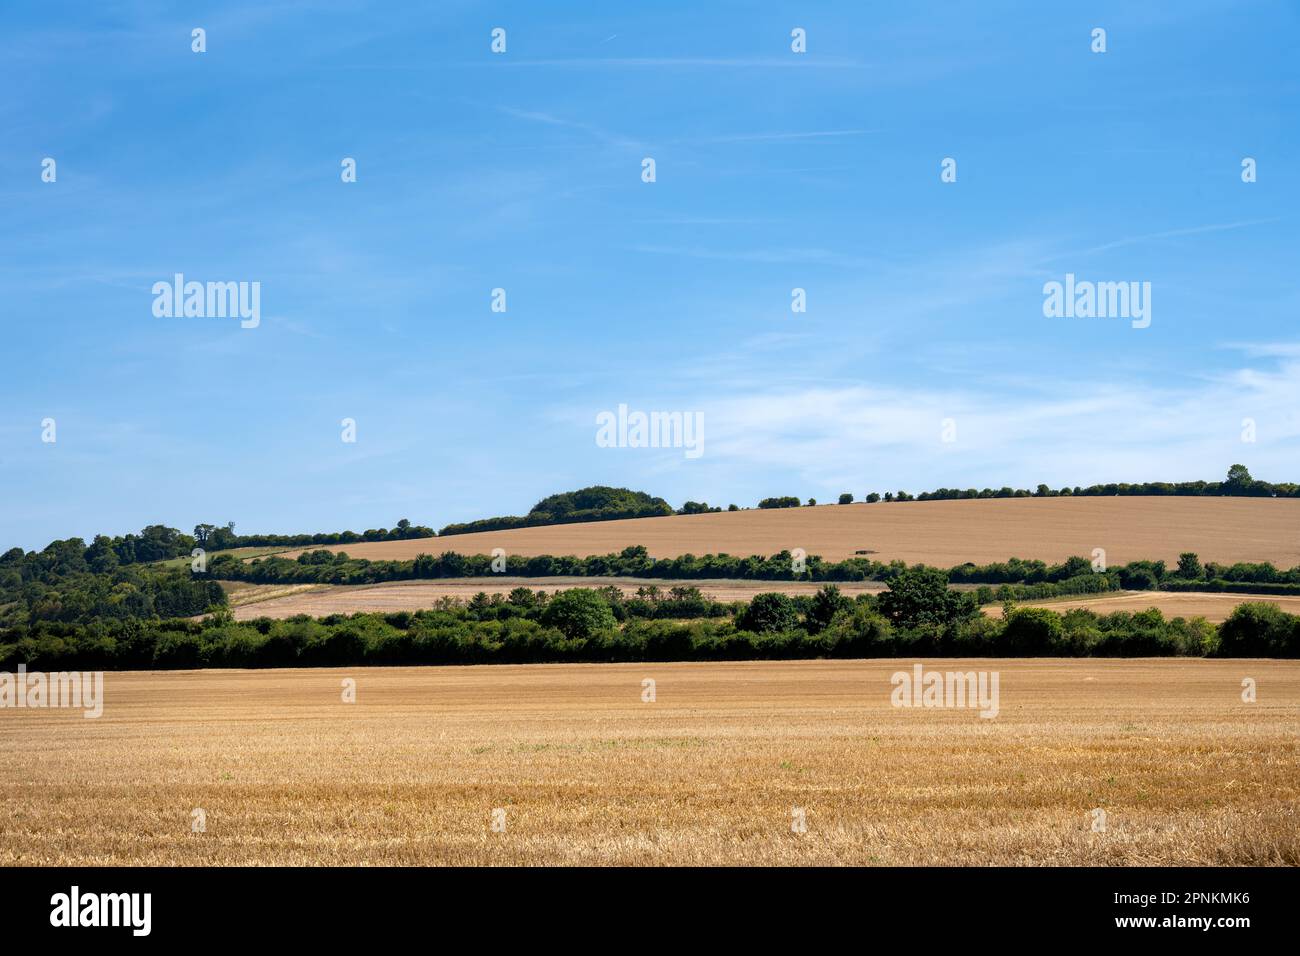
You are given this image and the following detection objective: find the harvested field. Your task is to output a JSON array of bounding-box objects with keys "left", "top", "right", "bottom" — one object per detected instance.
[
  {"left": 2, "top": 659, "right": 1296, "bottom": 866},
  {"left": 221, "top": 581, "right": 330, "bottom": 610},
  {"left": 985, "top": 591, "right": 1300, "bottom": 624},
  {"left": 226, "top": 577, "right": 888, "bottom": 621},
  {"left": 270, "top": 497, "right": 1300, "bottom": 567}
]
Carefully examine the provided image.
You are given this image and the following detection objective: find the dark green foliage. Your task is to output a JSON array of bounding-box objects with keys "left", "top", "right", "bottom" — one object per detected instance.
[
  {"left": 876, "top": 567, "right": 978, "bottom": 631},
  {"left": 439, "top": 486, "right": 674, "bottom": 535},
  {"left": 539, "top": 589, "right": 618, "bottom": 639},
  {"left": 1217, "top": 603, "right": 1300, "bottom": 658},
  {"left": 216, "top": 519, "right": 435, "bottom": 548},
  {"left": 737, "top": 592, "right": 798, "bottom": 633},
  {"left": 2, "top": 590, "right": 1297, "bottom": 670},
  {"left": 805, "top": 584, "right": 852, "bottom": 634},
  {"left": 1118, "top": 561, "right": 1165, "bottom": 590},
  {"left": 907, "top": 465, "right": 1295, "bottom": 501},
  {"left": 999, "top": 607, "right": 1065, "bottom": 655},
  {"left": 1177, "top": 552, "right": 1204, "bottom": 580}
]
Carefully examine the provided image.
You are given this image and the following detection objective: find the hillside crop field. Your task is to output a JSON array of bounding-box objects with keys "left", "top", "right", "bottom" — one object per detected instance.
[
  {"left": 225, "top": 577, "right": 890, "bottom": 621},
  {"left": 3, "top": 659, "right": 1296, "bottom": 866},
  {"left": 272, "top": 497, "right": 1300, "bottom": 567},
  {"left": 223, "top": 579, "right": 1300, "bottom": 626},
  {"left": 984, "top": 591, "right": 1300, "bottom": 624}
]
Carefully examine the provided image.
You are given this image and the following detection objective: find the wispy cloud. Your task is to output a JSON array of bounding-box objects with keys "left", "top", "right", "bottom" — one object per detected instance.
[
  {"left": 683, "top": 129, "right": 876, "bottom": 144},
  {"left": 1053, "top": 219, "right": 1281, "bottom": 260},
  {"left": 495, "top": 106, "right": 642, "bottom": 151},
  {"left": 478, "top": 56, "right": 871, "bottom": 70}
]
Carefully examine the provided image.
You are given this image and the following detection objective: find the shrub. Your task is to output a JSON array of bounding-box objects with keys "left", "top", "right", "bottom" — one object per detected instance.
[
  {"left": 1217, "top": 603, "right": 1300, "bottom": 658},
  {"left": 999, "top": 607, "right": 1065, "bottom": 655},
  {"left": 1177, "top": 552, "right": 1204, "bottom": 580},
  {"left": 539, "top": 589, "right": 617, "bottom": 640},
  {"left": 737, "top": 592, "right": 798, "bottom": 634},
  {"left": 805, "top": 584, "right": 851, "bottom": 634},
  {"left": 821, "top": 605, "right": 892, "bottom": 656},
  {"left": 876, "top": 567, "right": 978, "bottom": 630}
]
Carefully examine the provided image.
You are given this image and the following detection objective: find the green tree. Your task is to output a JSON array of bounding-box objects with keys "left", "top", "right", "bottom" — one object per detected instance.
[
  {"left": 1217, "top": 602, "right": 1300, "bottom": 658},
  {"left": 540, "top": 589, "right": 617, "bottom": 639},
  {"left": 737, "top": 592, "right": 798, "bottom": 634},
  {"left": 805, "top": 584, "right": 851, "bottom": 634},
  {"left": 1225, "top": 464, "right": 1252, "bottom": 489},
  {"left": 876, "top": 566, "right": 977, "bottom": 630},
  {"left": 1177, "top": 552, "right": 1204, "bottom": 580},
  {"left": 85, "top": 535, "right": 120, "bottom": 574},
  {"left": 508, "top": 587, "right": 541, "bottom": 610},
  {"left": 1000, "top": 607, "right": 1064, "bottom": 655},
  {"left": 207, "top": 523, "right": 237, "bottom": 551},
  {"left": 838, "top": 493, "right": 854, "bottom": 504}
]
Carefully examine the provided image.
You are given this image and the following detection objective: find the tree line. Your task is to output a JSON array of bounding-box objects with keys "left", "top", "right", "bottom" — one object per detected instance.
[
  {"left": 211, "top": 545, "right": 1300, "bottom": 598},
  {"left": 437, "top": 486, "right": 677, "bottom": 535},
  {"left": 804, "top": 465, "right": 1300, "bottom": 507},
  {"left": 4, "top": 570, "right": 1296, "bottom": 671}
]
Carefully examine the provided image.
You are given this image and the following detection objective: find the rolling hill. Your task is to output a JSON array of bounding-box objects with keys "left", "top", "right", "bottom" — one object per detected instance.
[{"left": 271, "top": 496, "right": 1300, "bottom": 568}]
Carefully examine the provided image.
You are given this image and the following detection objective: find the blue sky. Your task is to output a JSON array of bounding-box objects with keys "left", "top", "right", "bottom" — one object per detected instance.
[{"left": 1, "top": 0, "right": 1297, "bottom": 550}]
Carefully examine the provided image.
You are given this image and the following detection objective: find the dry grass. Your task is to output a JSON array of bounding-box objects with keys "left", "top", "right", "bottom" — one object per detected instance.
[
  {"left": 219, "top": 580, "right": 1298, "bottom": 625},
  {"left": 2, "top": 659, "right": 1296, "bottom": 866},
  {"left": 271, "top": 497, "right": 1300, "bottom": 567},
  {"left": 227, "top": 577, "right": 888, "bottom": 621},
  {"left": 221, "top": 581, "right": 330, "bottom": 610},
  {"left": 985, "top": 591, "right": 1300, "bottom": 623}
]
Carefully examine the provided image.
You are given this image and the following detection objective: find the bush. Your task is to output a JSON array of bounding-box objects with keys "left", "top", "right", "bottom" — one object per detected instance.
[
  {"left": 1217, "top": 603, "right": 1300, "bottom": 658},
  {"left": 737, "top": 592, "right": 798, "bottom": 634},
  {"left": 877, "top": 567, "right": 978, "bottom": 630},
  {"left": 821, "top": 605, "right": 892, "bottom": 655},
  {"left": 805, "top": 584, "right": 851, "bottom": 634},
  {"left": 539, "top": 589, "right": 617, "bottom": 640},
  {"left": 1177, "top": 552, "right": 1204, "bottom": 580},
  {"left": 1000, "top": 607, "right": 1065, "bottom": 655}
]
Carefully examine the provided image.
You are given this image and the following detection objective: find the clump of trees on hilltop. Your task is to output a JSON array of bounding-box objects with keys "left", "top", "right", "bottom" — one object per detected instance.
[{"left": 438, "top": 486, "right": 675, "bottom": 535}]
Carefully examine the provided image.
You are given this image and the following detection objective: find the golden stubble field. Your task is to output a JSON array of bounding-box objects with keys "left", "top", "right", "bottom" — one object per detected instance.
[
  {"left": 226, "top": 577, "right": 889, "bottom": 620},
  {"left": 224, "top": 579, "right": 1300, "bottom": 625},
  {"left": 271, "top": 497, "right": 1300, "bottom": 567},
  {"left": 2, "top": 659, "right": 1296, "bottom": 866},
  {"left": 983, "top": 591, "right": 1300, "bottom": 623}
]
